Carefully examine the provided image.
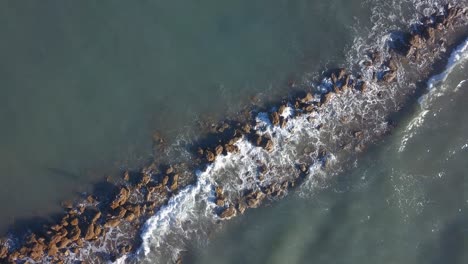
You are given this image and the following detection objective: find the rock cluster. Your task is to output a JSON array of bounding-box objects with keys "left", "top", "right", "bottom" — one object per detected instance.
[{"left": 0, "top": 5, "right": 466, "bottom": 263}]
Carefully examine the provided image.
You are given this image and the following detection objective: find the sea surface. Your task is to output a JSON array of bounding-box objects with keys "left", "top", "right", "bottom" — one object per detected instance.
[{"left": 0, "top": 0, "right": 467, "bottom": 263}]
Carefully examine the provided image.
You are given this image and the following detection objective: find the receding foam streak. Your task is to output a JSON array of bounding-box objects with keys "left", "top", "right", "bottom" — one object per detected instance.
[
  {"left": 426, "top": 38, "right": 468, "bottom": 91},
  {"left": 400, "top": 37, "right": 468, "bottom": 152}
]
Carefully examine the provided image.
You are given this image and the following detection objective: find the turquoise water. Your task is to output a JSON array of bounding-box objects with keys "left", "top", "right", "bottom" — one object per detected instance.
[
  {"left": 189, "top": 60, "right": 468, "bottom": 264},
  {"left": 0, "top": 0, "right": 367, "bottom": 232}
]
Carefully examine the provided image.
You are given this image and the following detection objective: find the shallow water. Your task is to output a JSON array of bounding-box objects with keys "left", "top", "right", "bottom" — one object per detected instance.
[
  {"left": 189, "top": 59, "right": 468, "bottom": 264},
  {"left": 0, "top": 0, "right": 367, "bottom": 233}
]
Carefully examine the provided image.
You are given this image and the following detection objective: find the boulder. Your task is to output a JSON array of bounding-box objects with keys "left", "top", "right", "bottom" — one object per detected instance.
[
  {"left": 165, "top": 166, "right": 174, "bottom": 174},
  {"left": 140, "top": 173, "right": 151, "bottom": 186},
  {"left": 216, "top": 198, "right": 225, "bottom": 207},
  {"left": 123, "top": 171, "right": 130, "bottom": 181},
  {"left": 409, "top": 34, "right": 424, "bottom": 49},
  {"left": 320, "top": 92, "right": 333, "bottom": 105},
  {"left": 94, "top": 225, "right": 103, "bottom": 237},
  {"left": 270, "top": 112, "right": 280, "bottom": 126},
  {"left": 68, "top": 226, "right": 81, "bottom": 242},
  {"left": 92, "top": 211, "right": 102, "bottom": 223},
  {"left": 105, "top": 218, "right": 121, "bottom": 228},
  {"left": 224, "top": 143, "right": 239, "bottom": 153},
  {"left": 242, "top": 124, "right": 251, "bottom": 133},
  {"left": 205, "top": 150, "right": 216, "bottom": 162},
  {"left": 57, "top": 238, "right": 71, "bottom": 249},
  {"left": 70, "top": 218, "right": 79, "bottom": 226},
  {"left": 162, "top": 175, "right": 169, "bottom": 186},
  {"left": 264, "top": 139, "right": 274, "bottom": 152},
  {"left": 47, "top": 244, "right": 59, "bottom": 257},
  {"left": 245, "top": 191, "right": 266, "bottom": 208},
  {"left": 300, "top": 93, "right": 313, "bottom": 103},
  {"left": 125, "top": 213, "right": 136, "bottom": 222},
  {"left": 215, "top": 145, "right": 223, "bottom": 156},
  {"left": 381, "top": 70, "right": 397, "bottom": 83},
  {"left": 170, "top": 174, "right": 179, "bottom": 191},
  {"left": 110, "top": 187, "right": 130, "bottom": 210},
  {"left": 219, "top": 206, "right": 237, "bottom": 219},
  {"left": 84, "top": 223, "right": 96, "bottom": 240},
  {"left": 0, "top": 245, "right": 7, "bottom": 259}
]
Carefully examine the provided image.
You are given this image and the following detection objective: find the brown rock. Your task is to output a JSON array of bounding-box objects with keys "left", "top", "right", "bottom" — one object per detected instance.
[
  {"left": 237, "top": 199, "right": 248, "bottom": 214},
  {"left": 242, "top": 124, "right": 251, "bottom": 133},
  {"left": 215, "top": 186, "right": 224, "bottom": 198},
  {"left": 359, "top": 82, "right": 367, "bottom": 92},
  {"left": 270, "top": 112, "right": 280, "bottom": 126},
  {"left": 320, "top": 92, "right": 333, "bottom": 105},
  {"left": 216, "top": 198, "right": 225, "bottom": 207},
  {"left": 219, "top": 206, "right": 237, "bottom": 219},
  {"left": 117, "top": 207, "right": 128, "bottom": 219},
  {"left": 224, "top": 144, "right": 239, "bottom": 153},
  {"left": 70, "top": 218, "right": 79, "bottom": 226},
  {"left": 381, "top": 70, "right": 397, "bottom": 83},
  {"left": 170, "top": 174, "right": 179, "bottom": 191},
  {"left": 94, "top": 225, "right": 103, "bottom": 237},
  {"left": 125, "top": 213, "right": 136, "bottom": 222},
  {"left": 69, "top": 226, "right": 81, "bottom": 242},
  {"left": 58, "top": 238, "right": 72, "bottom": 249},
  {"left": 205, "top": 150, "right": 215, "bottom": 162},
  {"left": 162, "top": 175, "right": 170, "bottom": 185},
  {"left": 84, "top": 223, "right": 96, "bottom": 240},
  {"left": 47, "top": 244, "right": 59, "bottom": 257},
  {"left": 215, "top": 145, "right": 223, "bottom": 156},
  {"left": 110, "top": 187, "right": 130, "bottom": 210},
  {"left": 119, "top": 245, "right": 133, "bottom": 255},
  {"left": 0, "top": 245, "right": 7, "bottom": 259},
  {"left": 87, "top": 195, "right": 96, "bottom": 203},
  {"left": 123, "top": 170, "right": 130, "bottom": 181},
  {"left": 246, "top": 191, "right": 266, "bottom": 208},
  {"left": 166, "top": 166, "right": 174, "bottom": 174},
  {"left": 300, "top": 93, "right": 313, "bottom": 103},
  {"left": 197, "top": 147, "right": 204, "bottom": 156},
  {"left": 105, "top": 218, "right": 121, "bottom": 228},
  {"left": 255, "top": 135, "right": 263, "bottom": 146},
  {"left": 409, "top": 34, "right": 424, "bottom": 49},
  {"left": 92, "top": 211, "right": 102, "bottom": 223},
  {"left": 140, "top": 173, "right": 151, "bottom": 186},
  {"left": 264, "top": 139, "right": 274, "bottom": 152}
]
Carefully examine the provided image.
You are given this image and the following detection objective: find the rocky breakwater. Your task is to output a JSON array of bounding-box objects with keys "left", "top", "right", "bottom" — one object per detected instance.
[{"left": 0, "top": 4, "right": 466, "bottom": 264}]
